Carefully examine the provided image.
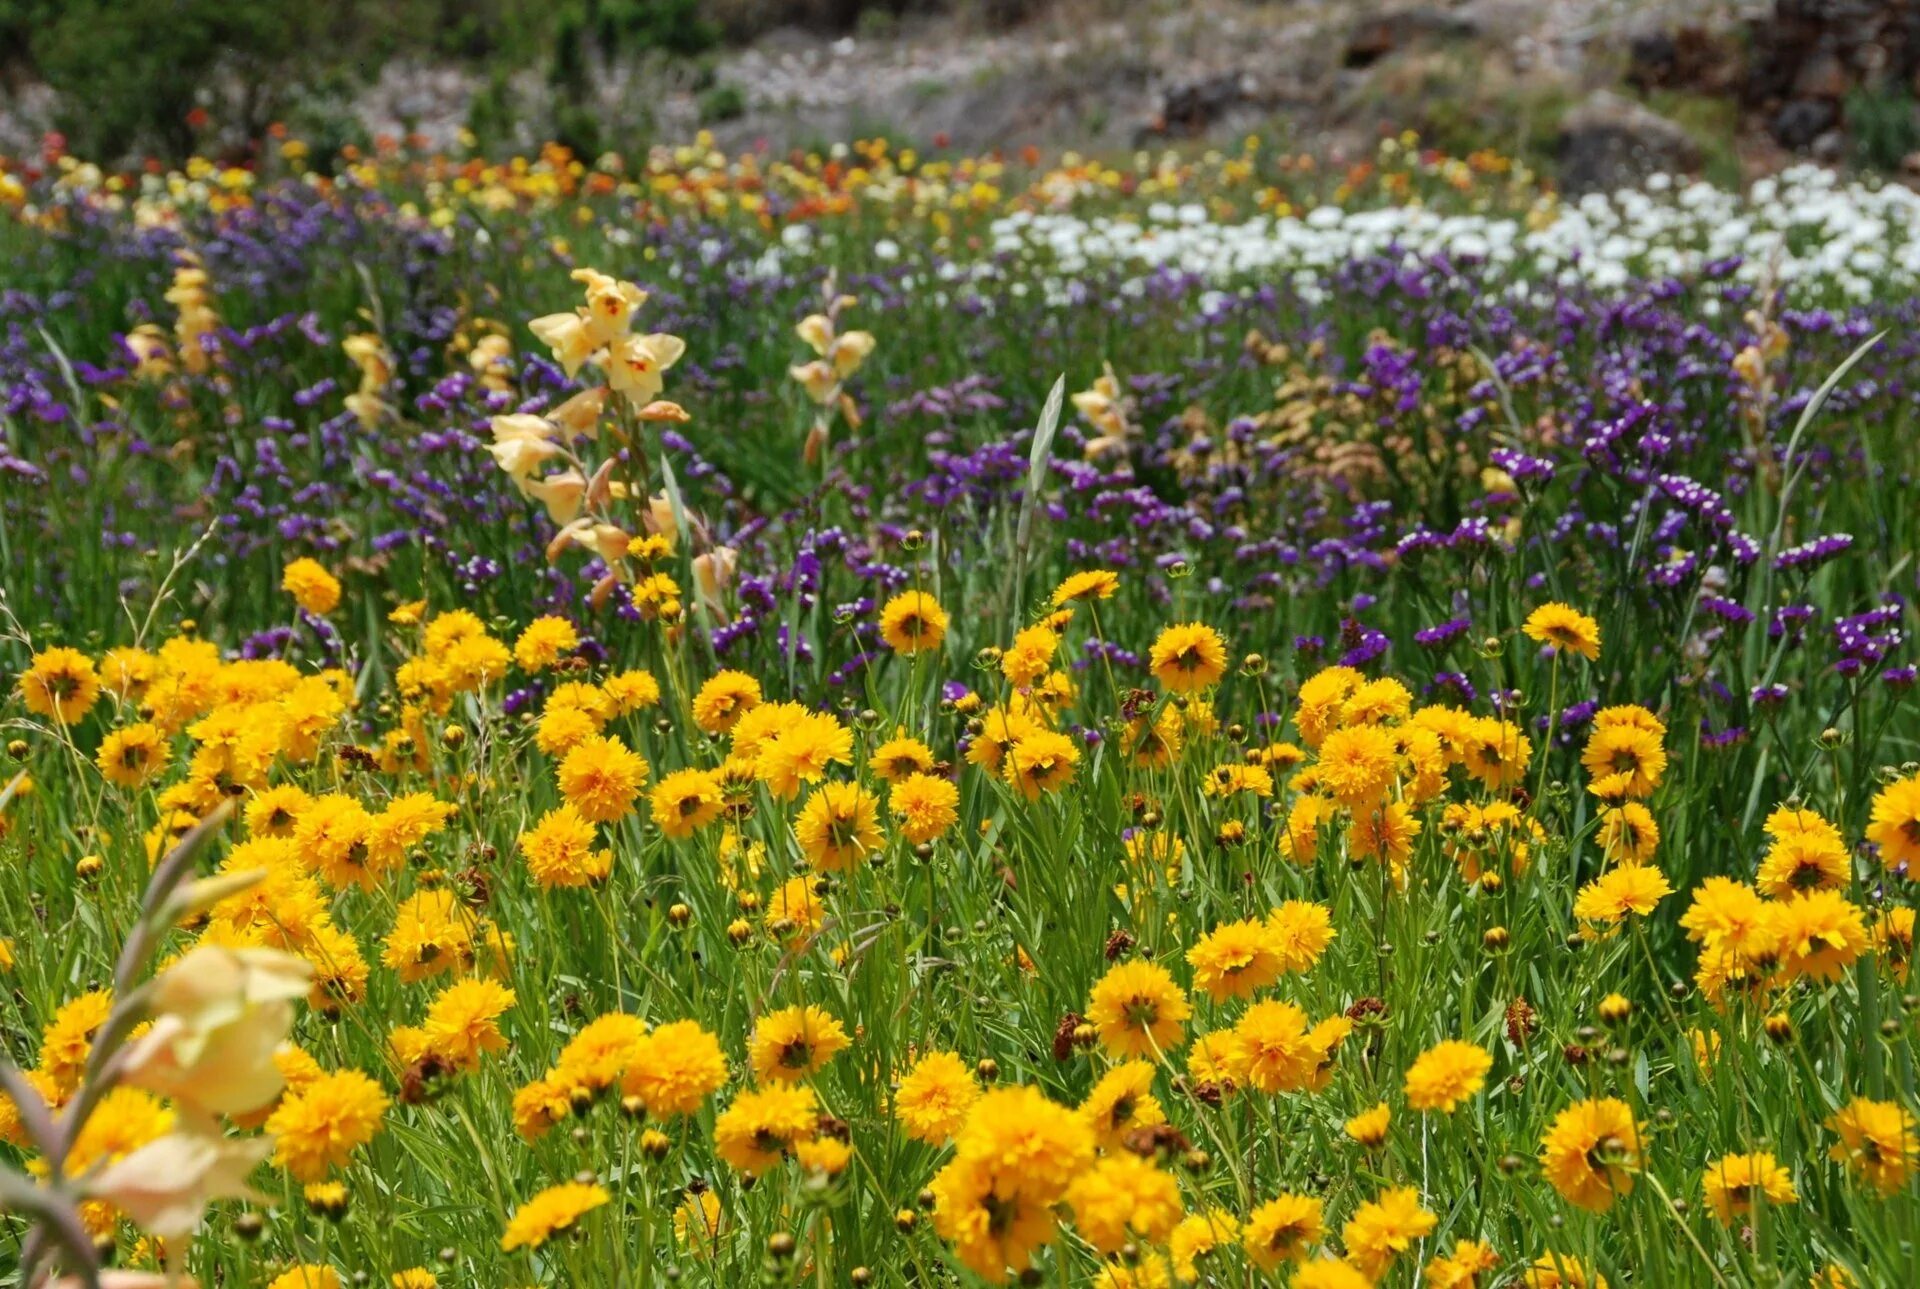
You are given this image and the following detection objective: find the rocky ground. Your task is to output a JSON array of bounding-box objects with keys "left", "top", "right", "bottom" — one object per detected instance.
[{"left": 5, "top": 0, "right": 1917, "bottom": 188}]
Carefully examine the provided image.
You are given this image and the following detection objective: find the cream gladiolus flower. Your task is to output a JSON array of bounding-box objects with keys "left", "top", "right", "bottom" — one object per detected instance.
[
  {"left": 827, "top": 330, "right": 876, "bottom": 378},
  {"left": 486, "top": 414, "right": 563, "bottom": 480},
  {"left": 529, "top": 311, "right": 598, "bottom": 377},
  {"left": 790, "top": 359, "right": 838, "bottom": 406},
  {"left": 86, "top": 1130, "right": 271, "bottom": 1243},
  {"left": 550, "top": 386, "right": 607, "bottom": 437},
  {"left": 523, "top": 470, "right": 589, "bottom": 524},
  {"left": 120, "top": 945, "right": 310, "bottom": 1121},
  {"left": 574, "top": 268, "right": 647, "bottom": 346},
  {"left": 606, "top": 332, "right": 686, "bottom": 406}
]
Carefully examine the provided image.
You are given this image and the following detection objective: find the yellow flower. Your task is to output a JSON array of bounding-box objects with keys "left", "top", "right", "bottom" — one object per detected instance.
[
  {"left": 1064, "top": 1152, "right": 1183, "bottom": 1254},
  {"left": 650, "top": 768, "right": 726, "bottom": 839},
  {"left": 1148, "top": 622, "right": 1228, "bottom": 693},
  {"left": 1242, "top": 1192, "right": 1323, "bottom": 1269},
  {"left": 19, "top": 646, "right": 101, "bottom": 722},
  {"left": 1425, "top": 1239, "right": 1500, "bottom": 1289},
  {"left": 1523, "top": 1254, "right": 1608, "bottom": 1289},
  {"left": 896, "top": 1050, "right": 980, "bottom": 1145},
  {"left": 268, "top": 1267, "right": 342, "bottom": 1289},
  {"left": 1265, "top": 900, "right": 1337, "bottom": 971},
  {"left": 888, "top": 772, "right": 960, "bottom": 844},
  {"left": 1773, "top": 889, "right": 1870, "bottom": 982},
  {"left": 606, "top": 331, "right": 686, "bottom": 405},
  {"left": 748, "top": 1004, "right": 850, "bottom": 1082},
  {"left": 1540, "top": 1097, "right": 1641, "bottom": 1211},
  {"left": 756, "top": 709, "right": 854, "bottom": 799},
  {"left": 1581, "top": 723, "right": 1667, "bottom": 800},
  {"left": 500, "top": 1180, "right": 610, "bottom": 1251},
  {"left": 1079, "top": 1060, "right": 1165, "bottom": 1150},
  {"left": 421, "top": 977, "right": 515, "bottom": 1071},
  {"left": 714, "top": 1083, "right": 819, "bottom": 1175},
  {"left": 1345, "top": 1102, "right": 1391, "bottom": 1147},
  {"left": 1572, "top": 864, "right": 1673, "bottom": 927},
  {"left": 623, "top": 1019, "right": 728, "bottom": 1116},
  {"left": 1342, "top": 1185, "right": 1436, "bottom": 1280},
  {"left": 1827, "top": 1096, "right": 1919, "bottom": 1194},
  {"left": 1522, "top": 602, "right": 1600, "bottom": 660},
  {"left": 1003, "top": 728, "right": 1081, "bottom": 799},
  {"left": 266, "top": 1068, "right": 390, "bottom": 1181},
  {"left": 870, "top": 733, "right": 936, "bottom": 782},
  {"left": 518, "top": 804, "right": 612, "bottom": 888},
  {"left": 1315, "top": 725, "right": 1400, "bottom": 811},
  {"left": 556, "top": 733, "right": 649, "bottom": 823},
  {"left": 1597, "top": 802, "right": 1659, "bottom": 864},
  {"left": 879, "top": 590, "right": 949, "bottom": 655},
  {"left": 281, "top": 558, "right": 342, "bottom": 616},
  {"left": 794, "top": 781, "right": 884, "bottom": 871},
  {"left": 97, "top": 723, "right": 171, "bottom": 788},
  {"left": 931, "top": 1085, "right": 1093, "bottom": 1278},
  {"left": 793, "top": 1134, "right": 852, "bottom": 1176},
  {"left": 1403, "top": 1039, "right": 1492, "bottom": 1113},
  {"left": 512, "top": 615, "right": 578, "bottom": 672},
  {"left": 1186, "top": 919, "right": 1284, "bottom": 1002},
  {"left": 1866, "top": 773, "right": 1920, "bottom": 872},
  {"left": 1293, "top": 1262, "right": 1374, "bottom": 1289},
  {"left": 1702, "top": 1151, "right": 1796, "bottom": 1225},
  {"left": 1051, "top": 569, "right": 1120, "bottom": 605},
  {"left": 1086, "top": 959, "right": 1190, "bottom": 1058},
  {"left": 692, "top": 670, "right": 762, "bottom": 734},
  {"left": 1170, "top": 1209, "right": 1240, "bottom": 1282}
]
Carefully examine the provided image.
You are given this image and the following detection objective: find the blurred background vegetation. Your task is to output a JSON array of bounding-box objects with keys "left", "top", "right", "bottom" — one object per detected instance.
[{"left": 0, "top": 0, "right": 1036, "bottom": 160}]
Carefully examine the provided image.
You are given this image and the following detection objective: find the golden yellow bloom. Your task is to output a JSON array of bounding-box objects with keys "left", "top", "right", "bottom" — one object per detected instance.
[
  {"left": 1343, "top": 1185, "right": 1436, "bottom": 1281},
  {"left": 266, "top": 1068, "right": 389, "bottom": 1181},
  {"left": 1403, "top": 1039, "right": 1492, "bottom": 1113},
  {"left": 714, "top": 1083, "right": 819, "bottom": 1175},
  {"left": 1003, "top": 728, "right": 1080, "bottom": 800},
  {"left": 1523, "top": 602, "right": 1600, "bottom": 660},
  {"left": 650, "top": 768, "right": 726, "bottom": 839},
  {"left": 518, "top": 804, "right": 612, "bottom": 888},
  {"left": 748, "top": 1004, "right": 850, "bottom": 1082},
  {"left": 19, "top": 646, "right": 101, "bottom": 722},
  {"left": 1702, "top": 1151, "right": 1796, "bottom": 1225},
  {"left": 692, "top": 670, "right": 762, "bottom": 734},
  {"left": 1149, "top": 622, "right": 1228, "bottom": 693},
  {"left": 879, "top": 590, "right": 949, "bottom": 655},
  {"left": 500, "top": 1180, "right": 610, "bottom": 1251},
  {"left": 556, "top": 733, "right": 649, "bottom": 823},
  {"left": 1540, "top": 1097, "right": 1641, "bottom": 1211},
  {"left": 1052, "top": 569, "right": 1120, "bottom": 605},
  {"left": 1079, "top": 1059, "right": 1165, "bottom": 1150},
  {"left": 97, "top": 723, "right": 170, "bottom": 788},
  {"left": 794, "top": 781, "right": 883, "bottom": 871},
  {"left": 281, "top": 558, "right": 342, "bottom": 616},
  {"left": 1186, "top": 919, "right": 1284, "bottom": 1001},
  {"left": 889, "top": 772, "right": 960, "bottom": 843},
  {"left": 1345, "top": 1102, "right": 1391, "bottom": 1147},
  {"left": 1086, "top": 959, "right": 1190, "bottom": 1058},
  {"left": 511, "top": 615, "right": 578, "bottom": 672},
  {"left": 1242, "top": 1192, "right": 1323, "bottom": 1269},
  {"left": 1063, "top": 1152, "right": 1183, "bottom": 1255},
  {"left": 1827, "top": 1096, "right": 1919, "bottom": 1194},
  {"left": 896, "top": 1050, "right": 980, "bottom": 1145}
]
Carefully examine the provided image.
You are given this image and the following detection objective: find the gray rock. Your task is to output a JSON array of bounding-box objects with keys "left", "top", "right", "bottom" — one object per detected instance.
[
  {"left": 1773, "top": 97, "right": 1838, "bottom": 149},
  {"left": 1343, "top": 7, "right": 1481, "bottom": 70},
  {"left": 1557, "top": 91, "right": 1701, "bottom": 195}
]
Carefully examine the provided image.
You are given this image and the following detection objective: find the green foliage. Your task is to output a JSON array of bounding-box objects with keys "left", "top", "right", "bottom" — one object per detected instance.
[
  {"left": 1847, "top": 82, "right": 1920, "bottom": 175},
  {"left": 698, "top": 83, "right": 748, "bottom": 125}
]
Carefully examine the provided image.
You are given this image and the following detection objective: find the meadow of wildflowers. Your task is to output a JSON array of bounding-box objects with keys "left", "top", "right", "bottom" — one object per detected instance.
[{"left": 1, "top": 131, "right": 1919, "bottom": 1288}]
